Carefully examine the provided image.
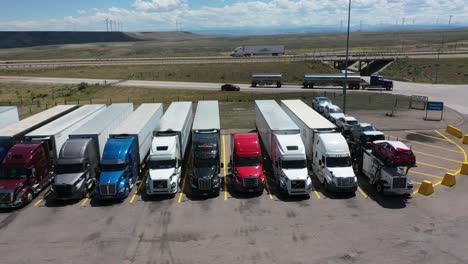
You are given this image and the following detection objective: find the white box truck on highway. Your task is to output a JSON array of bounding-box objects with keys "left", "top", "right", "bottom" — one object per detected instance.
[
  {"left": 255, "top": 100, "right": 311, "bottom": 195},
  {"left": 0, "top": 105, "right": 78, "bottom": 161},
  {"left": 280, "top": 100, "right": 357, "bottom": 193},
  {"left": 0, "top": 106, "right": 19, "bottom": 128},
  {"left": 25, "top": 104, "right": 106, "bottom": 165},
  {"left": 147, "top": 102, "right": 193, "bottom": 195},
  {"left": 231, "top": 45, "right": 285, "bottom": 57}
]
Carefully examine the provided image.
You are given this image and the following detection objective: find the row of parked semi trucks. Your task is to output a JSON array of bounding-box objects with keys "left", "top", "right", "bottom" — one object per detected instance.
[
  {"left": 0, "top": 99, "right": 413, "bottom": 208},
  {"left": 251, "top": 73, "right": 393, "bottom": 90}
]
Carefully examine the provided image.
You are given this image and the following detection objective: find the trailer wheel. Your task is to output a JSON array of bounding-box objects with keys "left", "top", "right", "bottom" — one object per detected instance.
[
  {"left": 276, "top": 82, "right": 282, "bottom": 88},
  {"left": 251, "top": 82, "right": 257, "bottom": 87},
  {"left": 376, "top": 182, "right": 384, "bottom": 194}
]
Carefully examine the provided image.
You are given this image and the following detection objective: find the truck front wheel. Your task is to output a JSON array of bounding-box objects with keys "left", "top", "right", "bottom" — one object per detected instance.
[
  {"left": 24, "top": 191, "right": 34, "bottom": 205},
  {"left": 376, "top": 183, "right": 384, "bottom": 194}
]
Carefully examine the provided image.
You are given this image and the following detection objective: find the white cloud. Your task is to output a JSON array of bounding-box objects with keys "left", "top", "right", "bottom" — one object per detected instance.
[{"left": 1, "top": 0, "right": 467, "bottom": 31}]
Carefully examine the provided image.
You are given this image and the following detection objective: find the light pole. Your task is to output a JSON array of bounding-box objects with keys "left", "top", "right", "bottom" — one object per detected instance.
[{"left": 343, "top": 0, "right": 351, "bottom": 114}]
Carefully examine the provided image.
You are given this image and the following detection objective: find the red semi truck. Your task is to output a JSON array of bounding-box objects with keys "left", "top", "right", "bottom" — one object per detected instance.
[
  {"left": 229, "top": 133, "right": 265, "bottom": 193},
  {"left": 0, "top": 142, "right": 52, "bottom": 207}
]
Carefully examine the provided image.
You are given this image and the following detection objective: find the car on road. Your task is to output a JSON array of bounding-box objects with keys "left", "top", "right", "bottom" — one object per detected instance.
[
  {"left": 372, "top": 140, "right": 416, "bottom": 167},
  {"left": 350, "top": 123, "right": 385, "bottom": 143},
  {"left": 312, "top": 97, "right": 331, "bottom": 113},
  {"left": 221, "top": 84, "right": 240, "bottom": 91},
  {"left": 324, "top": 104, "right": 345, "bottom": 123}
]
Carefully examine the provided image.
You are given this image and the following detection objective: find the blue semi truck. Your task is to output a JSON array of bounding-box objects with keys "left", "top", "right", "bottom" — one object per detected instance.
[{"left": 94, "top": 104, "right": 163, "bottom": 200}]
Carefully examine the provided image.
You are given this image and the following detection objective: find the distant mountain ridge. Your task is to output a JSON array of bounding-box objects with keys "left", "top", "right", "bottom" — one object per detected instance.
[{"left": 0, "top": 31, "right": 206, "bottom": 49}]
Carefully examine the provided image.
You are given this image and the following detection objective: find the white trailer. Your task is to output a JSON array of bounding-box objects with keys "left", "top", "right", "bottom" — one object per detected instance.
[
  {"left": 0, "top": 106, "right": 19, "bottom": 128},
  {"left": 231, "top": 45, "right": 285, "bottom": 57},
  {"left": 69, "top": 103, "right": 133, "bottom": 158},
  {"left": 354, "top": 146, "right": 413, "bottom": 195},
  {"left": 25, "top": 105, "right": 106, "bottom": 163},
  {"left": 110, "top": 103, "right": 163, "bottom": 169},
  {"left": 280, "top": 100, "right": 357, "bottom": 193},
  {"left": 147, "top": 102, "right": 193, "bottom": 195},
  {"left": 0, "top": 105, "right": 78, "bottom": 160},
  {"left": 255, "top": 100, "right": 311, "bottom": 195}
]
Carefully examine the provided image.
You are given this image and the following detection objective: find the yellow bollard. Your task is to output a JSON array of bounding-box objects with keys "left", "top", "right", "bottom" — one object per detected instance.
[
  {"left": 445, "top": 125, "right": 463, "bottom": 138},
  {"left": 461, "top": 163, "right": 468, "bottom": 175},
  {"left": 417, "top": 180, "right": 434, "bottom": 196},
  {"left": 441, "top": 172, "right": 456, "bottom": 187}
]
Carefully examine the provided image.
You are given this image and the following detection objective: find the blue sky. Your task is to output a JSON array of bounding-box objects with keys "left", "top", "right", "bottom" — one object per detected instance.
[{"left": 0, "top": 0, "right": 467, "bottom": 31}]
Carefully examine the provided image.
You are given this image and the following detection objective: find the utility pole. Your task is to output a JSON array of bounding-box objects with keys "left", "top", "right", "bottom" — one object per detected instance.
[
  {"left": 402, "top": 17, "right": 405, "bottom": 26},
  {"left": 343, "top": 0, "right": 352, "bottom": 114},
  {"left": 105, "top": 18, "right": 109, "bottom": 32},
  {"left": 449, "top": 15, "right": 453, "bottom": 25}
]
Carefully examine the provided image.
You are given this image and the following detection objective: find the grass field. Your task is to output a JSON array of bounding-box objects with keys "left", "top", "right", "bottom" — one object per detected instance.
[
  {"left": 0, "top": 61, "right": 338, "bottom": 83},
  {"left": 0, "top": 82, "right": 409, "bottom": 128},
  {"left": 382, "top": 58, "right": 468, "bottom": 84},
  {"left": 0, "top": 29, "right": 467, "bottom": 60}
]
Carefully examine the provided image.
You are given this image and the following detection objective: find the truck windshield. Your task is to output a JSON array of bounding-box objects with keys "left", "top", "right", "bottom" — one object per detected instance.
[
  {"left": 281, "top": 160, "right": 306, "bottom": 169},
  {"left": 150, "top": 159, "right": 176, "bottom": 169},
  {"left": 0, "top": 168, "right": 29, "bottom": 179},
  {"left": 193, "top": 158, "right": 216, "bottom": 168},
  {"left": 234, "top": 156, "right": 261, "bottom": 167},
  {"left": 101, "top": 163, "right": 126, "bottom": 172},
  {"left": 57, "top": 163, "right": 83, "bottom": 174},
  {"left": 362, "top": 126, "right": 377, "bottom": 132},
  {"left": 319, "top": 98, "right": 330, "bottom": 104},
  {"left": 326, "top": 157, "right": 352, "bottom": 168}
]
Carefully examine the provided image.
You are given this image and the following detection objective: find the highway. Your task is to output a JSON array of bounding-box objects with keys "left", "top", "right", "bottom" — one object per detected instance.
[
  {"left": 2, "top": 75, "right": 467, "bottom": 115},
  {"left": 1, "top": 51, "right": 468, "bottom": 69}
]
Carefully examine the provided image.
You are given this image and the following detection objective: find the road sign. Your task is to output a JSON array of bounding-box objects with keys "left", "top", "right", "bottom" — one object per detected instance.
[
  {"left": 425, "top": 101, "right": 444, "bottom": 121},
  {"left": 426, "top": 101, "right": 444, "bottom": 111}
]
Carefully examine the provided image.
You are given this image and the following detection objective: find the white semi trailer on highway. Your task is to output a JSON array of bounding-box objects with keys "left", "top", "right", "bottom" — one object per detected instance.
[
  {"left": 280, "top": 100, "right": 357, "bottom": 193},
  {"left": 147, "top": 102, "right": 194, "bottom": 195},
  {"left": 255, "top": 100, "right": 311, "bottom": 196},
  {"left": 231, "top": 45, "right": 285, "bottom": 57}
]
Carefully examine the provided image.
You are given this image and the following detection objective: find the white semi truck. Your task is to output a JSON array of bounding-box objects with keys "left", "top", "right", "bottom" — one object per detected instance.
[
  {"left": 255, "top": 100, "right": 311, "bottom": 196},
  {"left": 231, "top": 45, "right": 285, "bottom": 57},
  {"left": 351, "top": 145, "right": 414, "bottom": 195},
  {"left": 280, "top": 100, "right": 357, "bottom": 193},
  {"left": 147, "top": 102, "right": 193, "bottom": 195}
]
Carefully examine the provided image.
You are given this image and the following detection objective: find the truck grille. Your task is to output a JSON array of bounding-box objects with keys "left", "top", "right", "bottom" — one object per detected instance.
[
  {"left": 55, "top": 185, "right": 73, "bottom": 197},
  {"left": 392, "top": 177, "right": 407, "bottom": 189},
  {"left": 337, "top": 177, "right": 354, "bottom": 187},
  {"left": 291, "top": 180, "right": 305, "bottom": 189},
  {"left": 153, "top": 180, "right": 168, "bottom": 189},
  {"left": 198, "top": 178, "right": 211, "bottom": 190},
  {"left": 0, "top": 192, "right": 12, "bottom": 203},
  {"left": 100, "top": 183, "right": 116, "bottom": 195},
  {"left": 243, "top": 177, "right": 258, "bottom": 188}
]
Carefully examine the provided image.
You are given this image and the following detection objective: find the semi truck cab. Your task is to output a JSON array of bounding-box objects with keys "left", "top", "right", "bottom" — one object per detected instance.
[
  {"left": 230, "top": 133, "right": 265, "bottom": 193},
  {"left": 190, "top": 131, "right": 221, "bottom": 195},
  {"left": 147, "top": 135, "right": 181, "bottom": 195},
  {"left": 272, "top": 134, "right": 311, "bottom": 195},
  {"left": 53, "top": 138, "right": 99, "bottom": 200},
  {"left": 95, "top": 138, "right": 138, "bottom": 200},
  {"left": 313, "top": 133, "right": 357, "bottom": 193},
  {"left": 0, "top": 142, "right": 52, "bottom": 208}
]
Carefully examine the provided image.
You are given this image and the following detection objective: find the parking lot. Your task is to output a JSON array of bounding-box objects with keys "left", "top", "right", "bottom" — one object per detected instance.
[{"left": 1, "top": 116, "right": 468, "bottom": 263}]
